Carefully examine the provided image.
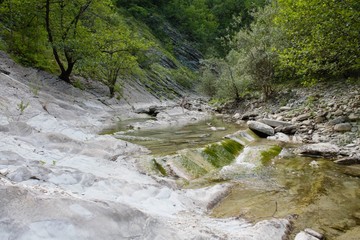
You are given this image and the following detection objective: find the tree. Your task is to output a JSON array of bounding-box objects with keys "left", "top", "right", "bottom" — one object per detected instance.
[
  {"left": 230, "top": 4, "right": 283, "bottom": 99},
  {"left": 276, "top": 0, "right": 360, "bottom": 80},
  {"left": 44, "top": 0, "right": 112, "bottom": 82},
  {"left": 85, "top": 15, "right": 149, "bottom": 98}
]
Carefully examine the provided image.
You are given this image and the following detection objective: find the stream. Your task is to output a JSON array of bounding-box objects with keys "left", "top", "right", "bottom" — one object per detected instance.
[{"left": 105, "top": 117, "right": 360, "bottom": 239}]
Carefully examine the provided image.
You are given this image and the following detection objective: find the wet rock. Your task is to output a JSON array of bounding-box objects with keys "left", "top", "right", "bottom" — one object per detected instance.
[
  {"left": 247, "top": 121, "right": 274, "bottom": 137},
  {"left": 334, "top": 157, "right": 360, "bottom": 165},
  {"left": 296, "top": 143, "right": 340, "bottom": 158},
  {"left": 334, "top": 123, "right": 352, "bottom": 132}
]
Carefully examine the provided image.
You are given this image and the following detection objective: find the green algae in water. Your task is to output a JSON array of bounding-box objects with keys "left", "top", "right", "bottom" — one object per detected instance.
[
  {"left": 152, "top": 159, "right": 167, "bottom": 176},
  {"left": 179, "top": 155, "right": 208, "bottom": 178},
  {"left": 260, "top": 145, "right": 282, "bottom": 166},
  {"left": 202, "top": 139, "right": 243, "bottom": 168}
]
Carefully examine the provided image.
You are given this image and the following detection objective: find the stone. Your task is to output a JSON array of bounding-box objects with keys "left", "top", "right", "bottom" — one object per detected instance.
[
  {"left": 241, "top": 111, "right": 259, "bottom": 120},
  {"left": 297, "top": 143, "right": 340, "bottom": 158},
  {"left": 259, "top": 118, "right": 292, "bottom": 128},
  {"left": 233, "top": 113, "right": 241, "bottom": 119},
  {"left": 334, "top": 123, "right": 352, "bottom": 132},
  {"left": 334, "top": 109, "right": 343, "bottom": 116},
  {"left": 334, "top": 157, "right": 360, "bottom": 165},
  {"left": 275, "top": 125, "right": 297, "bottom": 134},
  {"left": 304, "top": 228, "right": 324, "bottom": 239},
  {"left": 267, "top": 132, "right": 291, "bottom": 142},
  {"left": 328, "top": 116, "right": 348, "bottom": 125},
  {"left": 315, "top": 116, "right": 326, "bottom": 123},
  {"left": 279, "top": 106, "right": 292, "bottom": 111},
  {"left": 293, "top": 113, "right": 311, "bottom": 122},
  {"left": 294, "top": 231, "right": 319, "bottom": 240},
  {"left": 247, "top": 120, "right": 274, "bottom": 137},
  {"left": 348, "top": 113, "right": 360, "bottom": 121}
]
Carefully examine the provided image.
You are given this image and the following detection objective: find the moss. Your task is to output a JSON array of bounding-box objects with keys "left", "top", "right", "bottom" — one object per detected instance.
[
  {"left": 260, "top": 145, "right": 282, "bottom": 166},
  {"left": 152, "top": 159, "right": 167, "bottom": 176},
  {"left": 180, "top": 156, "right": 207, "bottom": 178},
  {"left": 202, "top": 139, "right": 243, "bottom": 168}
]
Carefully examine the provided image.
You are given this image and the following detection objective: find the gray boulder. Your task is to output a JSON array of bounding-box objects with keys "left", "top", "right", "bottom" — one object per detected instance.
[
  {"left": 247, "top": 121, "right": 274, "bottom": 137},
  {"left": 334, "top": 123, "right": 352, "bottom": 132},
  {"left": 296, "top": 143, "right": 339, "bottom": 158},
  {"left": 259, "top": 118, "right": 292, "bottom": 128},
  {"left": 334, "top": 157, "right": 360, "bottom": 165}
]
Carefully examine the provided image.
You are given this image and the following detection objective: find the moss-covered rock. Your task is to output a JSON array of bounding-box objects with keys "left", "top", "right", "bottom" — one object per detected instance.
[{"left": 202, "top": 139, "right": 243, "bottom": 168}]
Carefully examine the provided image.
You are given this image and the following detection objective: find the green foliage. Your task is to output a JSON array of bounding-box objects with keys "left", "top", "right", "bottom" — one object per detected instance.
[
  {"left": 200, "top": 4, "right": 284, "bottom": 101},
  {"left": 16, "top": 100, "right": 29, "bottom": 120},
  {"left": 276, "top": 0, "right": 360, "bottom": 80}
]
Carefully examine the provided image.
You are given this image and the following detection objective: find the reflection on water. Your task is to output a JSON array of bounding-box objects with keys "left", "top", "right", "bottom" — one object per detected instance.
[{"left": 108, "top": 117, "right": 245, "bottom": 155}]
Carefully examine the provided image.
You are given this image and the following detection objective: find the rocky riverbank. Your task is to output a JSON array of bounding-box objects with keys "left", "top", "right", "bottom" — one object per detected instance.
[{"left": 218, "top": 83, "right": 360, "bottom": 161}]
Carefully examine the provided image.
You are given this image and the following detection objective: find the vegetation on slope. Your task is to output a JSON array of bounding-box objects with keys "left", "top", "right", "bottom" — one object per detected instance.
[{"left": 0, "top": 0, "right": 358, "bottom": 101}]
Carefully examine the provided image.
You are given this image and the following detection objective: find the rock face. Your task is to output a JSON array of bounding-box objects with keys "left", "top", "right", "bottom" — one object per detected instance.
[
  {"left": 247, "top": 121, "right": 275, "bottom": 137},
  {"left": 297, "top": 143, "right": 340, "bottom": 158}
]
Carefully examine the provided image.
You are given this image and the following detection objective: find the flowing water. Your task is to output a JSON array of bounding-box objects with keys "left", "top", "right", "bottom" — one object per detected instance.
[{"left": 104, "top": 117, "right": 360, "bottom": 239}]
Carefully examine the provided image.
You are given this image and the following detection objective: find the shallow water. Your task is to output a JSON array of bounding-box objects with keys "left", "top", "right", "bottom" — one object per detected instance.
[
  {"left": 211, "top": 154, "right": 360, "bottom": 239},
  {"left": 103, "top": 117, "right": 360, "bottom": 239},
  {"left": 108, "top": 117, "right": 244, "bottom": 155}
]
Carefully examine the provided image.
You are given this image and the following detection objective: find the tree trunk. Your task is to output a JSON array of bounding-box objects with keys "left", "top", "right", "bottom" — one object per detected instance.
[
  {"left": 58, "top": 61, "right": 74, "bottom": 83},
  {"left": 109, "top": 86, "right": 115, "bottom": 98}
]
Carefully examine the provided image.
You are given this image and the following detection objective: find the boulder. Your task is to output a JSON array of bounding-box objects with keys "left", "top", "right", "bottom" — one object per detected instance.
[
  {"left": 294, "top": 231, "right": 319, "bottom": 240},
  {"left": 267, "top": 132, "right": 291, "bottom": 142},
  {"left": 348, "top": 113, "right": 360, "bottom": 121},
  {"left": 233, "top": 113, "right": 241, "bottom": 119},
  {"left": 275, "top": 125, "right": 297, "bottom": 134},
  {"left": 247, "top": 121, "right": 274, "bottom": 137},
  {"left": 296, "top": 143, "right": 340, "bottom": 158},
  {"left": 328, "top": 116, "right": 348, "bottom": 125},
  {"left": 334, "top": 157, "right": 360, "bottom": 165},
  {"left": 334, "top": 123, "right": 352, "bottom": 132},
  {"left": 259, "top": 118, "right": 292, "bottom": 128},
  {"left": 241, "top": 111, "right": 259, "bottom": 120},
  {"left": 293, "top": 113, "right": 311, "bottom": 122}
]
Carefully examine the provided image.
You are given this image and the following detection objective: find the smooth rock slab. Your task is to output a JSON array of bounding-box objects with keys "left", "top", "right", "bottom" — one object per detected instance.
[
  {"left": 296, "top": 143, "right": 340, "bottom": 158},
  {"left": 247, "top": 121, "right": 274, "bottom": 137}
]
